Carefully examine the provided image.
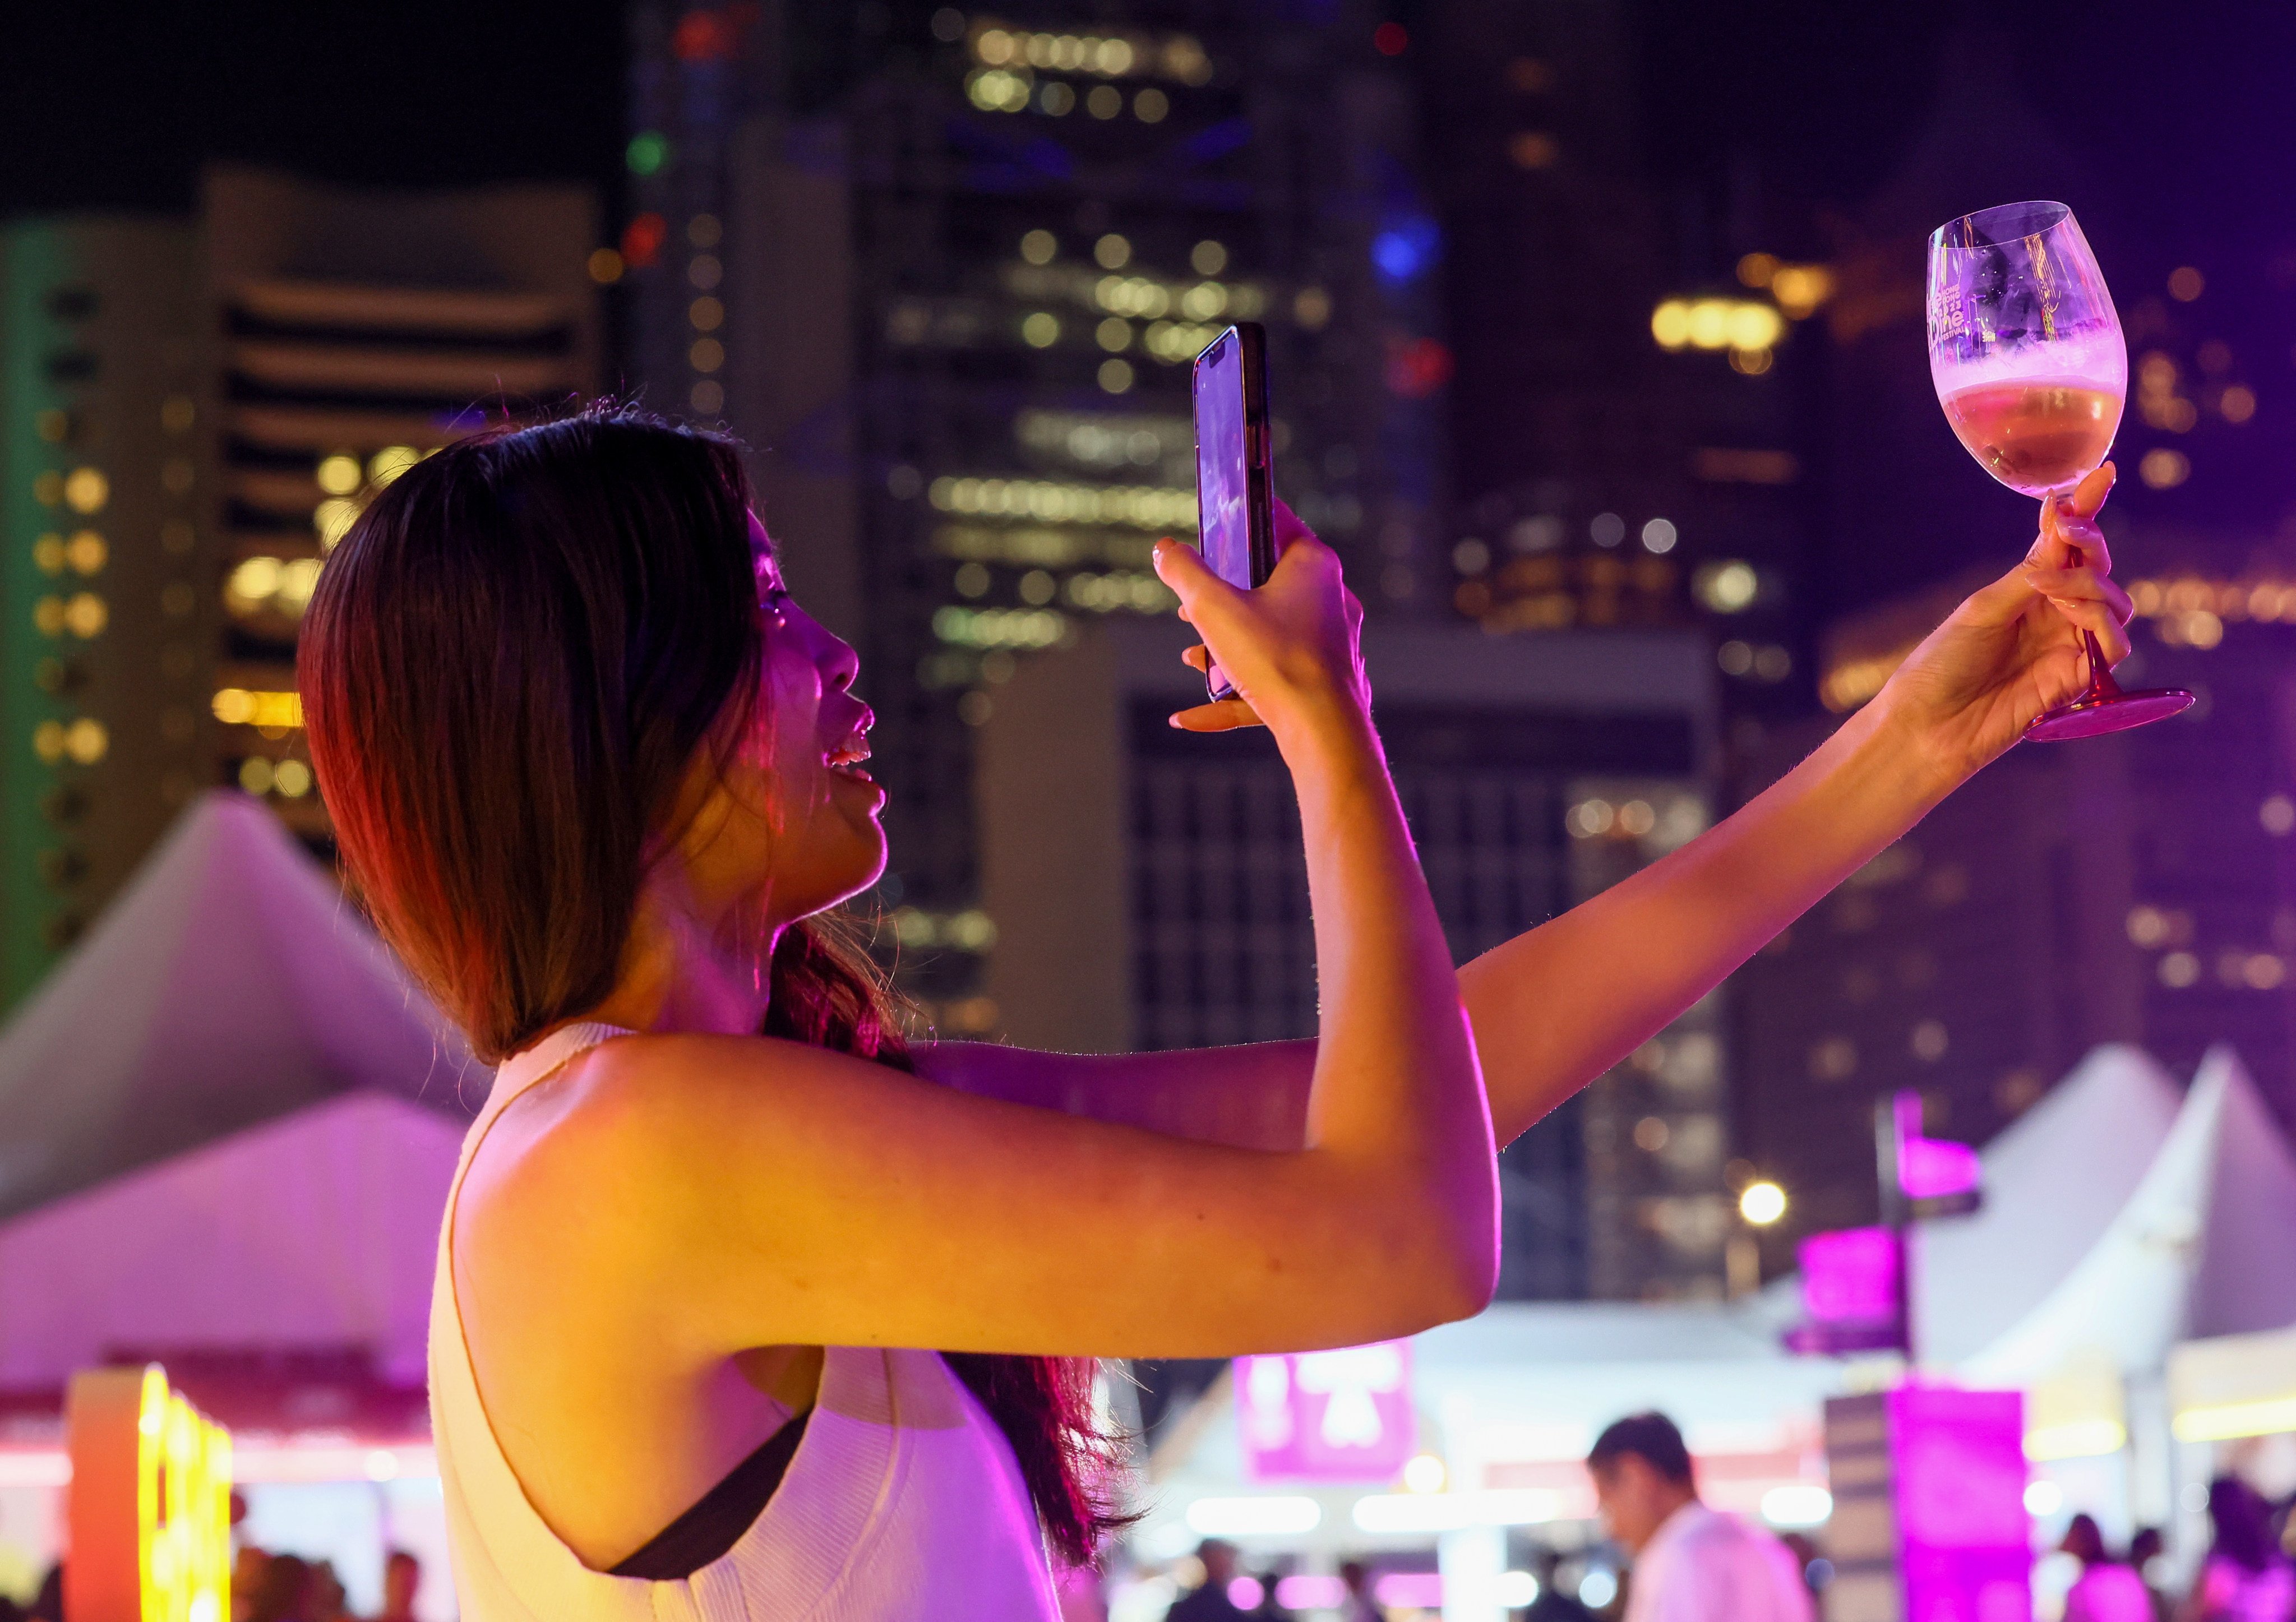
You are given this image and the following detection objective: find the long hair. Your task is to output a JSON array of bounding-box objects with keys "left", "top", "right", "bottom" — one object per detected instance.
[{"left": 298, "top": 404, "right": 1128, "bottom": 1566}]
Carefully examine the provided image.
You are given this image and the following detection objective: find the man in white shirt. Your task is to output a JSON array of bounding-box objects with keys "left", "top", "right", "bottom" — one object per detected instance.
[{"left": 1588, "top": 1412, "right": 1814, "bottom": 1622}]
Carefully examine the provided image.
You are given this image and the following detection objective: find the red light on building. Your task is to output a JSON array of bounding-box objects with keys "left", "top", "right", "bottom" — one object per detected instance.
[
  {"left": 1373, "top": 22, "right": 1409, "bottom": 56},
  {"left": 672, "top": 10, "right": 733, "bottom": 61},
  {"left": 621, "top": 213, "right": 668, "bottom": 270},
  {"left": 1384, "top": 335, "right": 1453, "bottom": 399}
]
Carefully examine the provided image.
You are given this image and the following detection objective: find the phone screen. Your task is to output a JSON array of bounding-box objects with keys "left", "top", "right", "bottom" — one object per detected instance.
[{"left": 1193, "top": 331, "right": 1253, "bottom": 591}]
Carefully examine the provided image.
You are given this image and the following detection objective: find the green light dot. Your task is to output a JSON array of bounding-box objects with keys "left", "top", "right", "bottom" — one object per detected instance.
[{"left": 626, "top": 131, "right": 672, "bottom": 177}]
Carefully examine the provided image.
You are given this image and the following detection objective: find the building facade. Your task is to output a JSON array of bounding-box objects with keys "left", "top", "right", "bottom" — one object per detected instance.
[
  {"left": 977, "top": 617, "right": 1731, "bottom": 1302},
  {"left": 0, "top": 170, "right": 597, "bottom": 1007}
]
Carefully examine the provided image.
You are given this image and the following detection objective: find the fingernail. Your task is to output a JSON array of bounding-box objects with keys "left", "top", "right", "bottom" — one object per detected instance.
[{"left": 1167, "top": 714, "right": 1182, "bottom": 728}]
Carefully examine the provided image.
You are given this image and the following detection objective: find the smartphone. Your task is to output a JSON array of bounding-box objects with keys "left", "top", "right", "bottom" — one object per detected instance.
[{"left": 1191, "top": 322, "right": 1275, "bottom": 700}]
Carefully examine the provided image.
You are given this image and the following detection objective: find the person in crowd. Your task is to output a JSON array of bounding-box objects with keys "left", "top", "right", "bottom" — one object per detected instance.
[
  {"left": 2062, "top": 1514, "right": 2156, "bottom": 1622},
  {"left": 369, "top": 1551, "right": 421, "bottom": 1622},
  {"left": 1336, "top": 1561, "right": 1382, "bottom": 1622},
  {"left": 1587, "top": 1412, "right": 1812, "bottom": 1622},
  {"left": 2179, "top": 1477, "right": 2295, "bottom": 1622},
  {"left": 1523, "top": 1546, "right": 1597, "bottom": 1621},
  {"left": 299, "top": 408, "right": 2129, "bottom": 1617},
  {"left": 1166, "top": 1541, "right": 1249, "bottom": 1622},
  {"left": 245, "top": 1554, "right": 310, "bottom": 1622},
  {"left": 2127, "top": 1529, "right": 2174, "bottom": 1622},
  {"left": 24, "top": 1566, "right": 58, "bottom": 1622},
  {"left": 233, "top": 1545, "right": 272, "bottom": 1622}
]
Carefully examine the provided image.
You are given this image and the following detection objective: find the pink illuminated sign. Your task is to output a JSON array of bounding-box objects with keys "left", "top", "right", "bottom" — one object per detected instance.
[
  {"left": 1236, "top": 1341, "right": 1415, "bottom": 1484},
  {"left": 1893, "top": 1092, "right": 1982, "bottom": 1208},
  {"left": 1800, "top": 1227, "right": 1900, "bottom": 1325},
  {"left": 1891, "top": 1385, "right": 2030, "bottom": 1622}
]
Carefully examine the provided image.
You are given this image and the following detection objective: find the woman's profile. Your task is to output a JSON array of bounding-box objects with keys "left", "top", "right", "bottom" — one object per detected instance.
[{"left": 297, "top": 406, "right": 2135, "bottom": 1615}]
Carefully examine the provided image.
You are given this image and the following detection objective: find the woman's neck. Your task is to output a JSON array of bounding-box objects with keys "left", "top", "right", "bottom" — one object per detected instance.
[{"left": 583, "top": 878, "right": 779, "bottom": 1038}]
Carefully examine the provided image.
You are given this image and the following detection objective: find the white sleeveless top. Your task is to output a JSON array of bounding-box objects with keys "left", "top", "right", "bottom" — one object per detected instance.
[{"left": 429, "top": 1021, "right": 1064, "bottom": 1620}]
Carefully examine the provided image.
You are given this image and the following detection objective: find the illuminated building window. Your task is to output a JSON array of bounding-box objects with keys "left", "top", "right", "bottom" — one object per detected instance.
[
  {"left": 211, "top": 688, "right": 304, "bottom": 729},
  {"left": 316, "top": 454, "right": 363, "bottom": 495},
  {"left": 1134, "top": 87, "right": 1168, "bottom": 122},
  {"left": 689, "top": 295, "right": 724, "bottom": 332},
  {"left": 63, "top": 467, "right": 108, "bottom": 514},
  {"left": 690, "top": 338, "right": 726, "bottom": 373},
  {"left": 65, "top": 532, "right": 105, "bottom": 575},
  {"left": 315, "top": 497, "right": 361, "bottom": 549}
]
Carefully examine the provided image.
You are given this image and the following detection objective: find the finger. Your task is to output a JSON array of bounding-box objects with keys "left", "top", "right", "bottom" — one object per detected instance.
[
  {"left": 2055, "top": 600, "right": 2132, "bottom": 667},
  {"left": 1180, "top": 643, "right": 1211, "bottom": 674},
  {"left": 1271, "top": 496, "right": 1318, "bottom": 557},
  {"left": 1152, "top": 535, "right": 1244, "bottom": 617},
  {"left": 2066, "top": 460, "right": 2115, "bottom": 521},
  {"left": 1960, "top": 558, "right": 2047, "bottom": 629},
  {"left": 1167, "top": 698, "right": 1266, "bottom": 732},
  {"left": 2024, "top": 565, "right": 2133, "bottom": 625}
]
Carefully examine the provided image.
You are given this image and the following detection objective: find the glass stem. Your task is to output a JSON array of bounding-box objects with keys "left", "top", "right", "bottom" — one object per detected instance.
[{"left": 2059, "top": 534, "right": 2123, "bottom": 703}]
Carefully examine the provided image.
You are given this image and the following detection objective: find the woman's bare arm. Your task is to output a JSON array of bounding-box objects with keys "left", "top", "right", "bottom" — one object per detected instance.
[{"left": 922, "top": 470, "right": 2138, "bottom": 1150}]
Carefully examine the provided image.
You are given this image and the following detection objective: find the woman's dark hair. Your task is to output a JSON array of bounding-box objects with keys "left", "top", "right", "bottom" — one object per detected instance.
[
  {"left": 2206, "top": 1475, "right": 2279, "bottom": 1574},
  {"left": 2061, "top": 1513, "right": 2108, "bottom": 1566},
  {"left": 298, "top": 404, "right": 1128, "bottom": 1565}
]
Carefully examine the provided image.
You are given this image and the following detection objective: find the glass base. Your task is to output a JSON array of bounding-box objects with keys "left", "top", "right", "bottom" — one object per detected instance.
[{"left": 2025, "top": 686, "right": 2195, "bottom": 741}]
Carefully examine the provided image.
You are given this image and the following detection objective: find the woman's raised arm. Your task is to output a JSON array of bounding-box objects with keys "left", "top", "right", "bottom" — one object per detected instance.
[{"left": 923, "top": 469, "right": 2135, "bottom": 1150}]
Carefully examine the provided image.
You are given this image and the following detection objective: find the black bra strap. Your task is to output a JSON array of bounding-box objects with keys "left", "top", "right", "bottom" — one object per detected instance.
[{"left": 607, "top": 1411, "right": 811, "bottom": 1579}]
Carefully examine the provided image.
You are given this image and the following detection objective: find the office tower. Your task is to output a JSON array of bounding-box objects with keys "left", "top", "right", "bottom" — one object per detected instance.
[
  {"left": 1740, "top": 547, "right": 2296, "bottom": 1255},
  {"left": 977, "top": 617, "right": 1731, "bottom": 1301},
  {"left": 0, "top": 170, "right": 598, "bottom": 1009},
  {"left": 623, "top": 3, "right": 1450, "bottom": 1027},
  {"left": 1423, "top": 0, "right": 1819, "bottom": 722},
  {"left": 0, "top": 219, "right": 200, "bottom": 1003}
]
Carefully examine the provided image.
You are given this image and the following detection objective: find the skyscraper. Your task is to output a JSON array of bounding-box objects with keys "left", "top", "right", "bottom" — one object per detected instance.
[
  {"left": 0, "top": 169, "right": 598, "bottom": 1007},
  {"left": 976, "top": 616, "right": 1730, "bottom": 1301},
  {"left": 623, "top": 2, "right": 1450, "bottom": 1027}
]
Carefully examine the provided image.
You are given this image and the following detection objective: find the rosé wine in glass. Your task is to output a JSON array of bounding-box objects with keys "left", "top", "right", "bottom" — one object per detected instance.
[{"left": 1925, "top": 200, "right": 2189, "bottom": 740}]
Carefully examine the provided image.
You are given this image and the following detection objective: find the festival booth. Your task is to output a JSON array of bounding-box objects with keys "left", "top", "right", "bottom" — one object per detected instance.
[
  {"left": 0, "top": 793, "right": 482, "bottom": 1616},
  {"left": 1121, "top": 1042, "right": 2296, "bottom": 1621}
]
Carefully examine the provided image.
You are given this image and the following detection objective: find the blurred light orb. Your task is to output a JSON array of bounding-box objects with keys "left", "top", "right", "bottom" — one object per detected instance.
[
  {"left": 1739, "top": 1181, "right": 1787, "bottom": 1226},
  {"left": 1641, "top": 517, "right": 1677, "bottom": 554},
  {"left": 2168, "top": 266, "right": 2205, "bottom": 302},
  {"left": 1695, "top": 560, "right": 1758, "bottom": 612},
  {"left": 626, "top": 131, "right": 671, "bottom": 176},
  {"left": 1020, "top": 229, "right": 1058, "bottom": 264},
  {"left": 1402, "top": 1453, "right": 1447, "bottom": 1494},
  {"left": 1094, "top": 233, "right": 1133, "bottom": 270},
  {"left": 1191, "top": 240, "right": 1228, "bottom": 276},
  {"left": 316, "top": 454, "right": 362, "bottom": 496},
  {"left": 2025, "top": 1481, "right": 2064, "bottom": 1516}
]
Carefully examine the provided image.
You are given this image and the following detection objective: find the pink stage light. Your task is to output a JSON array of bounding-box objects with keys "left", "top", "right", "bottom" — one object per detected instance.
[
  {"left": 1800, "top": 1226, "right": 1900, "bottom": 1324},
  {"left": 1236, "top": 1340, "right": 1416, "bottom": 1484},
  {"left": 1276, "top": 1575, "right": 1347, "bottom": 1609},
  {"left": 1375, "top": 1571, "right": 1444, "bottom": 1607}
]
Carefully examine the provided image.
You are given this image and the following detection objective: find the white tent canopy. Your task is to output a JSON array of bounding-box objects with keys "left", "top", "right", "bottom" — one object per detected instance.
[
  {"left": 0, "top": 1092, "right": 463, "bottom": 1387},
  {"left": 0, "top": 791, "right": 481, "bottom": 1225}
]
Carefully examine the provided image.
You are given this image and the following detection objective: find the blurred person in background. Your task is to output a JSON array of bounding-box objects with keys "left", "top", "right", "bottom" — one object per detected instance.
[
  {"left": 369, "top": 1551, "right": 421, "bottom": 1622},
  {"left": 246, "top": 1554, "right": 310, "bottom": 1622},
  {"left": 1588, "top": 1412, "right": 1810, "bottom": 1622},
  {"left": 1337, "top": 1560, "right": 1381, "bottom": 1622},
  {"left": 2062, "top": 1514, "right": 2155, "bottom": 1622},
  {"left": 2179, "top": 1478, "right": 2294, "bottom": 1622},
  {"left": 2128, "top": 1528, "right": 2173, "bottom": 1622},
  {"left": 306, "top": 1562, "right": 351, "bottom": 1622},
  {"left": 234, "top": 1546, "right": 271, "bottom": 1622},
  {"left": 1524, "top": 1546, "right": 1597, "bottom": 1621},
  {"left": 25, "top": 1566, "right": 58, "bottom": 1622},
  {"left": 1246, "top": 1569, "right": 1291, "bottom": 1621},
  {"left": 302, "top": 406, "right": 2133, "bottom": 1616},
  {"left": 1166, "top": 1541, "right": 1249, "bottom": 1622}
]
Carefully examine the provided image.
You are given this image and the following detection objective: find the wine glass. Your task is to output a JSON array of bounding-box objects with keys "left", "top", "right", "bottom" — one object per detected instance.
[{"left": 1927, "top": 200, "right": 2192, "bottom": 739}]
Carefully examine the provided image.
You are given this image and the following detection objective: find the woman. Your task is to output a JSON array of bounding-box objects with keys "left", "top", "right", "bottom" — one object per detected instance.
[
  {"left": 298, "top": 408, "right": 2131, "bottom": 1616},
  {"left": 2178, "top": 1477, "right": 2294, "bottom": 1622},
  {"left": 2062, "top": 1513, "right": 2158, "bottom": 1622}
]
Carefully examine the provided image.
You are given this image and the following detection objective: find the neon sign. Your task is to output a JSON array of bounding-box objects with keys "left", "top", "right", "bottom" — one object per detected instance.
[
  {"left": 66, "top": 1365, "right": 232, "bottom": 1622},
  {"left": 1236, "top": 1340, "right": 1416, "bottom": 1482}
]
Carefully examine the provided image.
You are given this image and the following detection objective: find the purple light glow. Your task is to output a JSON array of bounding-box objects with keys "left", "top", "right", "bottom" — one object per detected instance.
[
  {"left": 1891, "top": 1385, "right": 2031, "bottom": 1622},
  {"left": 1895, "top": 1092, "right": 1983, "bottom": 1202},
  {"left": 1375, "top": 1571, "right": 1445, "bottom": 1607},
  {"left": 1800, "top": 1226, "right": 1900, "bottom": 1324},
  {"left": 1236, "top": 1340, "right": 1416, "bottom": 1484}
]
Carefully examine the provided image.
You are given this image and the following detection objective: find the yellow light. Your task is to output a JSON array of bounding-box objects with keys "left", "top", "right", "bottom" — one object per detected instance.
[
  {"left": 1022, "top": 312, "right": 1061, "bottom": 348},
  {"left": 1191, "top": 240, "right": 1228, "bottom": 276},
  {"left": 274, "top": 759, "right": 313, "bottom": 798},
  {"left": 1096, "top": 316, "right": 1133, "bottom": 352},
  {"left": 66, "top": 1366, "right": 232, "bottom": 1622},
  {"left": 1738, "top": 1181, "right": 1787, "bottom": 1225},
  {"left": 316, "top": 454, "right": 363, "bottom": 495},
  {"left": 689, "top": 295, "right": 724, "bottom": 331},
  {"left": 1650, "top": 300, "right": 1691, "bottom": 349},
  {"left": 64, "top": 467, "right": 109, "bottom": 515},
  {"left": 238, "top": 756, "right": 274, "bottom": 794},
  {"left": 32, "top": 534, "right": 64, "bottom": 575},
  {"left": 1098, "top": 358, "right": 1135, "bottom": 394},
  {"left": 1180, "top": 281, "right": 1228, "bottom": 321},
  {"left": 2173, "top": 1395, "right": 2296, "bottom": 1443},
  {"left": 65, "top": 531, "right": 105, "bottom": 576},
  {"left": 1134, "top": 87, "right": 1169, "bottom": 122},
  {"left": 689, "top": 337, "right": 725, "bottom": 373},
  {"left": 1726, "top": 303, "right": 1784, "bottom": 351},
  {"left": 33, "top": 597, "right": 65, "bottom": 637},
  {"left": 64, "top": 718, "right": 107, "bottom": 765},
  {"left": 1087, "top": 84, "right": 1123, "bottom": 118},
  {"left": 1020, "top": 229, "right": 1059, "bottom": 265},
  {"left": 1769, "top": 265, "right": 1835, "bottom": 318},
  {"left": 63, "top": 593, "right": 107, "bottom": 639},
  {"left": 1730, "top": 346, "right": 1774, "bottom": 376},
  {"left": 1094, "top": 233, "right": 1133, "bottom": 270},
  {"left": 976, "top": 27, "right": 1014, "bottom": 63},
  {"left": 315, "top": 497, "right": 361, "bottom": 549},
  {"left": 1736, "top": 252, "right": 1778, "bottom": 288},
  {"left": 33, "top": 722, "right": 66, "bottom": 764},
  {"left": 2024, "top": 1419, "right": 2127, "bottom": 1461},
  {"left": 368, "top": 445, "right": 421, "bottom": 487},
  {"left": 211, "top": 688, "right": 304, "bottom": 729},
  {"left": 586, "top": 247, "right": 625, "bottom": 284},
  {"left": 1402, "top": 1453, "right": 1448, "bottom": 1494},
  {"left": 1095, "top": 36, "right": 1134, "bottom": 73}
]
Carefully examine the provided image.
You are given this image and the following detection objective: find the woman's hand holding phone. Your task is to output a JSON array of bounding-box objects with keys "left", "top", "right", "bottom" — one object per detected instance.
[{"left": 1152, "top": 500, "right": 1368, "bottom": 740}]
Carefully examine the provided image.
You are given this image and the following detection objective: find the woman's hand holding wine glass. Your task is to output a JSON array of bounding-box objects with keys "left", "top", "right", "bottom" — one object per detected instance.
[{"left": 1871, "top": 461, "right": 2137, "bottom": 787}]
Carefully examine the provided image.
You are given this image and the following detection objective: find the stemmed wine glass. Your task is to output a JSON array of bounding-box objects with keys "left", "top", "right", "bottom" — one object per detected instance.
[{"left": 1926, "top": 200, "right": 2193, "bottom": 739}]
